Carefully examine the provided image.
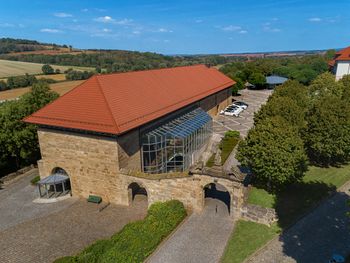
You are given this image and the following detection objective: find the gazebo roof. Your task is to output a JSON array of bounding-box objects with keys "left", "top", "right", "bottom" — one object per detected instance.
[{"left": 38, "top": 174, "right": 69, "bottom": 185}]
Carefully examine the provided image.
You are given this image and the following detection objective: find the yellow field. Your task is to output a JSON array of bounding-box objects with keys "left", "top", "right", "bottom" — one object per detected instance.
[
  {"left": 0, "top": 59, "right": 94, "bottom": 78},
  {"left": 0, "top": 80, "right": 84, "bottom": 101},
  {"left": 36, "top": 74, "right": 67, "bottom": 81}
]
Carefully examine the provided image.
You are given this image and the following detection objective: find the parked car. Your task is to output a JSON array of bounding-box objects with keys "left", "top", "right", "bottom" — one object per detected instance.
[
  {"left": 220, "top": 105, "right": 236, "bottom": 114},
  {"left": 223, "top": 106, "right": 243, "bottom": 117},
  {"left": 232, "top": 101, "right": 248, "bottom": 110}
]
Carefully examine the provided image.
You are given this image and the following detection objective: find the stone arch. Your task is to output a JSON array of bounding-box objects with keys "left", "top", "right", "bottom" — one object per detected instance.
[
  {"left": 128, "top": 182, "right": 148, "bottom": 206},
  {"left": 51, "top": 167, "right": 71, "bottom": 194},
  {"left": 203, "top": 182, "right": 231, "bottom": 214}
]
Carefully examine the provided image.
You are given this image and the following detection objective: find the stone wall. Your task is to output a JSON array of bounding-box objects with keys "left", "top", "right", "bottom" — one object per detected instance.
[
  {"left": 37, "top": 128, "right": 123, "bottom": 203},
  {"left": 241, "top": 204, "right": 278, "bottom": 226},
  {"left": 119, "top": 173, "right": 245, "bottom": 218}
]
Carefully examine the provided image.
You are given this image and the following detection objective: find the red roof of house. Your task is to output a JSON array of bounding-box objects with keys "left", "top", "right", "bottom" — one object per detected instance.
[
  {"left": 24, "top": 65, "right": 234, "bottom": 135},
  {"left": 330, "top": 46, "right": 350, "bottom": 66}
]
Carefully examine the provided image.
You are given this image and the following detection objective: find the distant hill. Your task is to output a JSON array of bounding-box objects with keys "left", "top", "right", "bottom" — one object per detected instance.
[{"left": 0, "top": 38, "right": 74, "bottom": 55}]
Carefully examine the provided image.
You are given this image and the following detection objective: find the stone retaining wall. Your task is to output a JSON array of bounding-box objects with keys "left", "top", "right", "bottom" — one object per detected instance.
[
  {"left": 1, "top": 164, "right": 36, "bottom": 184},
  {"left": 241, "top": 204, "right": 278, "bottom": 226}
]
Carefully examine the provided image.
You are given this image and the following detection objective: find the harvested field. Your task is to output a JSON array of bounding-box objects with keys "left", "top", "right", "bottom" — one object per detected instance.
[
  {"left": 0, "top": 80, "right": 84, "bottom": 101},
  {"left": 36, "top": 74, "right": 66, "bottom": 81},
  {"left": 0, "top": 59, "right": 93, "bottom": 78}
]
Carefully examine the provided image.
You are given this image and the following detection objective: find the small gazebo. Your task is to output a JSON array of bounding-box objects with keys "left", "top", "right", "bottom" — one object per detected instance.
[{"left": 37, "top": 168, "right": 71, "bottom": 198}]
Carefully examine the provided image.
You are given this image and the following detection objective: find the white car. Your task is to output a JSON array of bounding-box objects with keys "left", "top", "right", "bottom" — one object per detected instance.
[
  {"left": 220, "top": 105, "right": 236, "bottom": 114},
  {"left": 232, "top": 101, "right": 248, "bottom": 110},
  {"left": 223, "top": 106, "right": 243, "bottom": 117}
]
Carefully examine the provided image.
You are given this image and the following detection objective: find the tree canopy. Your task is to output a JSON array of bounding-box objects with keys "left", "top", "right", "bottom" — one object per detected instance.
[
  {"left": 0, "top": 82, "right": 58, "bottom": 176},
  {"left": 237, "top": 116, "right": 308, "bottom": 192}
]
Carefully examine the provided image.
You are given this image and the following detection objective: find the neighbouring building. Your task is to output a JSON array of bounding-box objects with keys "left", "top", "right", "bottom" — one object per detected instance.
[
  {"left": 265, "top": 75, "right": 288, "bottom": 89},
  {"left": 24, "top": 65, "right": 245, "bottom": 216},
  {"left": 329, "top": 46, "right": 350, "bottom": 80}
]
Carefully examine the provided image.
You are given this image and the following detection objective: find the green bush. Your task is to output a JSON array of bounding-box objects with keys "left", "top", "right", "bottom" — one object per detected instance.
[
  {"left": 53, "top": 200, "right": 186, "bottom": 263},
  {"left": 30, "top": 175, "right": 40, "bottom": 185},
  {"left": 206, "top": 154, "right": 215, "bottom": 167}
]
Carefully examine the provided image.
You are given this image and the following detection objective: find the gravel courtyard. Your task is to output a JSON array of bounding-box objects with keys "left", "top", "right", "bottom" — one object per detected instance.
[
  {"left": 0, "top": 171, "right": 147, "bottom": 263},
  {"left": 213, "top": 89, "right": 272, "bottom": 137}
]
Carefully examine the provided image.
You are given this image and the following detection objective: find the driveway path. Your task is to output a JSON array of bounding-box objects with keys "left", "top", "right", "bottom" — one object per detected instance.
[
  {"left": 247, "top": 183, "right": 350, "bottom": 263},
  {"left": 147, "top": 198, "right": 235, "bottom": 263}
]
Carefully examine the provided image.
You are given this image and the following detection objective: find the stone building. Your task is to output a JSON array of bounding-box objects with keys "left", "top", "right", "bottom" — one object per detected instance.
[{"left": 25, "top": 65, "right": 245, "bottom": 217}]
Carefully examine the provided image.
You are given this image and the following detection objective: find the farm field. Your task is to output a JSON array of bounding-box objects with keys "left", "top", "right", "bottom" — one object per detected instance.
[
  {"left": 0, "top": 80, "right": 84, "bottom": 101},
  {"left": 0, "top": 59, "right": 94, "bottom": 78}
]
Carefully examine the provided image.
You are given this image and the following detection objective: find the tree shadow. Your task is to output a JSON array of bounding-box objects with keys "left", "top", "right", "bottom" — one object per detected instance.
[
  {"left": 273, "top": 181, "right": 350, "bottom": 261},
  {"left": 274, "top": 180, "right": 336, "bottom": 229}
]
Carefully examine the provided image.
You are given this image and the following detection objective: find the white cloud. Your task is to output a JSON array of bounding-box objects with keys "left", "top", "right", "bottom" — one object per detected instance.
[
  {"left": 221, "top": 25, "right": 242, "bottom": 31},
  {"left": 115, "top": 18, "right": 133, "bottom": 25},
  {"left": 54, "top": 12, "right": 72, "bottom": 18},
  {"left": 132, "top": 30, "right": 141, "bottom": 35},
  {"left": 81, "top": 8, "right": 88, "bottom": 12},
  {"left": 94, "top": 16, "right": 114, "bottom": 23},
  {"left": 157, "top": 28, "right": 173, "bottom": 33},
  {"left": 239, "top": 30, "right": 248, "bottom": 34},
  {"left": 263, "top": 25, "right": 281, "bottom": 32},
  {"left": 94, "top": 16, "right": 133, "bottom": 26},
  {"left": 308, "top": 17, "right": 322, "bottom": 22},
  {"left": 195, "top": 19, "right": 203, "bottom": 23},
  {"left": 0, "top": 23, "right": 15, "bottom": 28},
  {"left": 102, "top": 28, "right": 112, "bottom": 33},
  {"left": 40, "top": 28, "right": 63, "bottom": 33}
]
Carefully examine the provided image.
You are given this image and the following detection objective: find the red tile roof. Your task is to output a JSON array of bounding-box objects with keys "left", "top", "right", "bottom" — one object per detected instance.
[
  {"left": 330, "top": 46, "right": 350, "bottom": 65},
  {"left": 24, "top": 65, "right": 234, "bottom": 135}
]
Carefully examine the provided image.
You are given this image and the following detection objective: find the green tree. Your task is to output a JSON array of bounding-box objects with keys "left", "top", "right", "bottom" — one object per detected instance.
[
  {"left": 254, "top": 96, "right": 307, "bottom": 130},
  {"left": 42, "top": 64, "right": 54, "bottom": 75},
  {"left": 324, "top": 49, "right": 336, "bottom": 61},
  {"left": 309, "top": 72, "right": 344, "bottom": 100},
  {"left": 0, "top": 80, "right": 7, "bottom": 91},
  {"left": 303, "top": 94, "right": 350, "bottom": 166},
  {"left": 248, "top": 72, "right": 266, "bottom": 88},
  {"left": 237, "top": 117, "right": 308, "bottom": 192},
  {"left": 0, "top": 82, "right": 58, "bottom": 171}
]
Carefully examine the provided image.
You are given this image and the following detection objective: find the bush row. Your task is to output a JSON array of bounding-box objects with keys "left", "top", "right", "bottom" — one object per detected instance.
[{"left": 53, "top": 200, "right": 187, "bottom": 263}]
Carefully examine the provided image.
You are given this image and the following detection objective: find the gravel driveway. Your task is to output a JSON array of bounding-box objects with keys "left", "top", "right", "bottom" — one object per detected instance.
[{"left": 214, "top": 89, "right": 272, "bottom": 137}]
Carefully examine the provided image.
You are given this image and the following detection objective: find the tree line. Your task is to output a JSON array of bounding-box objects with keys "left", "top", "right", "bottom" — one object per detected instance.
[
  {"left": 237, "top": 72, "right": 350, "bottom": 192},
  {"left": 220, "top": 51, "right": 335, "bottom": 92},
  {"left": 0, "top": 82, "right": 59, "bottom": 177}
]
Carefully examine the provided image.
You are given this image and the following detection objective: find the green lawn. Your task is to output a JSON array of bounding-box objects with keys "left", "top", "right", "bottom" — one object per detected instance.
[
  {"left": 222, "top": 164, "right": 350, "bottom": 263},
  {"left": 222, "top": 221, "right": 281, "bottom": 263}
]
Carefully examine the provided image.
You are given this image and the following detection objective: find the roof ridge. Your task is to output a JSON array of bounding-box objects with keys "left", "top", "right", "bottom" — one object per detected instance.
[{"left": 94, "top": 75, "right": 121, "bottom": 133}]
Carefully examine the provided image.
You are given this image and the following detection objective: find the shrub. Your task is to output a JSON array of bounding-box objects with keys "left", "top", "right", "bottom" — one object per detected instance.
[
  {"left": 219, "top": 131, "right": 240, "bottom": 164},
  {"left": 42, "top": 64, "right": 54, "bottom": 75},
  {"left": 53, "top": 200, "right": 186, "bottom": 263},
  {"left": 30, "top": 175, "right": 40, "bottom": 185}
]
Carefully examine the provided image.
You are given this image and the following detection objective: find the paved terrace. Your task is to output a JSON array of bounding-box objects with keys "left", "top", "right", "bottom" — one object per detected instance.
[
  {"left": 0, "top": 171, "right": 147, "bottom": 263},
  {"left": 213, "top": 89, "right": 273, "bottom": 137}
]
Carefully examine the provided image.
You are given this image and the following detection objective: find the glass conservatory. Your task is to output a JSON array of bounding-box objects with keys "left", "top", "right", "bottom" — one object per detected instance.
[{"left": 141, "top": 108, "right": 212, "bottom": 174}]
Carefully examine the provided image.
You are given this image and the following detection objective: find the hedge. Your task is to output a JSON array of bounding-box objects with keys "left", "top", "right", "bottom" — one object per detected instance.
[{"left": 53, "top": 200, "right": 187, "bottom": 263}]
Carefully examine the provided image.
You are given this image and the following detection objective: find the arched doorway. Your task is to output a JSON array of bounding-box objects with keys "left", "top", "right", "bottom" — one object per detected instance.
[
  {"left": 128, "top": 182, "right": 148, "bottom": 207},
  {"left": 203, "top": 183, "right": 231, "bottom": 215},
  {"left": 38, "top": 167, "right": 71, "bottom": 198}
]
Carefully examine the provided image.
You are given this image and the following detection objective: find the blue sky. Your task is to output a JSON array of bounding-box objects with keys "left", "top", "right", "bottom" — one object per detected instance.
[{"left": 0, "top": 0, "right": 349, "bottom": 54}]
